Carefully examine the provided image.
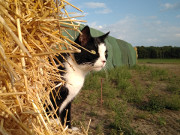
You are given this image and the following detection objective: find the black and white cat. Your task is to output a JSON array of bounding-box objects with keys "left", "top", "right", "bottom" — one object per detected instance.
[{"left": 49, "top": 26, "right": 109, "bottom": 129}]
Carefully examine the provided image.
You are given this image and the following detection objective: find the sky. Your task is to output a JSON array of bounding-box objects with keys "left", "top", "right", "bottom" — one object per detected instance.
[{"left": 67, "top": 0, "right": 180, "bottom": 47}]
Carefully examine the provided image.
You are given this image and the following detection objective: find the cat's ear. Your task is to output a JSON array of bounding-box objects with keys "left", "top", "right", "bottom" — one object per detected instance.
[
  {"left": 78, "top": 26, "right": 91, "bottom": 46},
  {"left": 99, "top": 31, "right": 110, "bottom": 41}
]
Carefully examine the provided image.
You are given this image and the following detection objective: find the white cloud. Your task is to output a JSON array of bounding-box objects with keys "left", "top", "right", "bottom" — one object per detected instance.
[
  {"left": 175, "top": 33, "right": 180, "bottom": 37},
  {"left": 176, "top": 15, "right": 180, "bottom": 18},
  {"left": 96, "top": 16, "right": 180, "bottom": 46},
  {"left": 95, "top": 8, "right": 112, "bottom": 14},
  {"left": 84, "top": 2, "right": 112, "bottom": 14},
  {"left": 84, "top": 2, "right": 106, "bottom": 9},
  {"left": 161, "top": 2, "right": 180, "bottom": 11},
  {"left": 147, "top": 38, "right": 159, "bottom": 43},
  {"left": 155, "top": 20, "right": 162, "bottom": 25},
  {"left": 163, "top": 3, "right": 175, "bottom": 9},
  {"left": 96, "top": 16, "right": 140, "bottom": 43},
  {"left": 149, "top": 16, "right": 158, "bottom": 19},
  {"left": 88, "top": 22, "right": 104, "bottom": 30}
]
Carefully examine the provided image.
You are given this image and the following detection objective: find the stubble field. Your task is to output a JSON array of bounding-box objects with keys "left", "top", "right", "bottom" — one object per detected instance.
[{"left": 72, "top": 59, "right": 180, "bottom": 135}]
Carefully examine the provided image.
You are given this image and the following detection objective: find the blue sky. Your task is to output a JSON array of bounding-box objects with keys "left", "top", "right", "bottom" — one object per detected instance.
[{"left": 67, "top": 0, "right": 180, "bottom": 47}]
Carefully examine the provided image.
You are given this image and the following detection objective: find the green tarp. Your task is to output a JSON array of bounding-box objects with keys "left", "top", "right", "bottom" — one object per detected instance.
[{"left": 62, "top": 25, "right": 136, "bottom": 69}]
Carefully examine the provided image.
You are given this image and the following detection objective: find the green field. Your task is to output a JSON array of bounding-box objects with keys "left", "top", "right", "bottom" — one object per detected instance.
[
  {"left": 138, "top": 58, "right": 180, "bottom": 64},
  {"left": 72, "top": 61, "right": 180, "bottom": 135}
]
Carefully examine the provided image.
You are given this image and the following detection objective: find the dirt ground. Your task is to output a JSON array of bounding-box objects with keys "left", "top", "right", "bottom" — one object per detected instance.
[
  {"left": 140, "top": 63, "right": 180, "bottom": 75},
  {"left": 133, "top": 63, "right": 180, "bottom": 135},
  {"left": 131, "top": 105, "right": 180, "bottom": 135},
  {"left": 72, "top": 63, "right": 180, "bottom": 135}
]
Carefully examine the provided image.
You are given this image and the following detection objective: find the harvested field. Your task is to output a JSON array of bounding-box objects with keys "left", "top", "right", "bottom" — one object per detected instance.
[{"left": 71, "top": 60, "right": 180, "bottom": 135}]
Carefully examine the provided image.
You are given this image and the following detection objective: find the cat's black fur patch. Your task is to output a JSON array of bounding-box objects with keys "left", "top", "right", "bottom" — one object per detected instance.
[{"left": 74, "top": 26, "right": 109, "bottom": 65}]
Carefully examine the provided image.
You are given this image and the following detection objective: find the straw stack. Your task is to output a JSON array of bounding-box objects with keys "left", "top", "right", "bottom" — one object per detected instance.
[{"left": 0, "top": 0, "right": 86, "bottom": 134}]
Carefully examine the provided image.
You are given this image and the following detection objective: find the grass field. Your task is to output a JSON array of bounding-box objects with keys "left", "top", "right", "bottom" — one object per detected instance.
[
  {"left": 72, "top": 59, "right": 180, "bottom": 135},
  {"left": 138, "top": 58, "right": 180, "bottom": 64}
]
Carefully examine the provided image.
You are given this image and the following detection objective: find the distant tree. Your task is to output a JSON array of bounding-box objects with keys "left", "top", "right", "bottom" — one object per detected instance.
[
  {"left": 149, "top": 46, "right": 157, "bottom": 58},
  {"left": 136, "top": 46, "right": 180, "bottom": 58},
  {"left": 137, "top": 46, "right": 148, "bottom": 58}
]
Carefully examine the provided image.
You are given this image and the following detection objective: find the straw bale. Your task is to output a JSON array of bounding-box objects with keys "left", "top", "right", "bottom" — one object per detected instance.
[{"left": 0, "top": 0, "right": 86, "bottom": 134}]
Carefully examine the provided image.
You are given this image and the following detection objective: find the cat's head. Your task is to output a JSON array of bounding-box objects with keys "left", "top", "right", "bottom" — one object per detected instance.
[{"left": 74, "top": 26, "right": 109, "bottom": 71}]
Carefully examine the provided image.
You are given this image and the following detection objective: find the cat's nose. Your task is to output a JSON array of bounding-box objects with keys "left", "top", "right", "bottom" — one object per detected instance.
[{"left": 102, "top": 60, "right": 106, "bottom": 64}]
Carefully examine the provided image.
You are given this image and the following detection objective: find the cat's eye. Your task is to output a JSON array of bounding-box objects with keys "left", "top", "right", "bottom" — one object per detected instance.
[
  {"left": 91, "top": 50, "right": 96, "bottom": 54},
  {"left": 105, "top": 50, "right": 108, "bottom": 55}
]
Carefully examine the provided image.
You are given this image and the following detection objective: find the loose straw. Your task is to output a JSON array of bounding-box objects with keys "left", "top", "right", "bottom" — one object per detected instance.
[
  {"left": 0, "top": 100, "right": 33, "bottom": 135},
  {"left": 0, "top": 0, "right": 88, "bottom": 134},
  {"left": 0, "top": 15, "right": 31, "bottom": 57},
  {"left": 15, "top": 0, "right": 29, "bottom": 100},
  {"left": 32, "top": 101, "right": 53, "bottom": 135},
  {"left": 63, "top": 0, "right": 83, "bottom": 12},
  {"left": 0, "top": 92, "right": 26, "bottom": 96}
]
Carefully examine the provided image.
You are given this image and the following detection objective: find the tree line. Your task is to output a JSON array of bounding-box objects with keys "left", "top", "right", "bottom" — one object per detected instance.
[{"left": 137, "top": 46, "right": 180, "bottom": 58}]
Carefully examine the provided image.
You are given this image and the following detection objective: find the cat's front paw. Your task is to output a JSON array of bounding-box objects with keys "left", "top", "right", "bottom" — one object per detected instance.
[{"left": 71, "top": 127, "right": 79, "bottom": 131}]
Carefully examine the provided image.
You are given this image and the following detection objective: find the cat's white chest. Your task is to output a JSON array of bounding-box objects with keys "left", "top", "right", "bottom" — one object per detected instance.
[
  {"left": 59, "top": 58, "right": 86, "bottom": 113},
  {"left": 65, "top": 69, "right": 85, "bottom": 96},
  {"left": 64, "top": 57, "right": 86, "bottom": 92}
]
